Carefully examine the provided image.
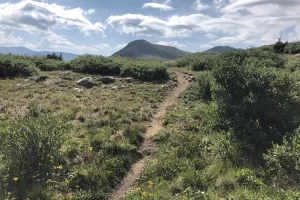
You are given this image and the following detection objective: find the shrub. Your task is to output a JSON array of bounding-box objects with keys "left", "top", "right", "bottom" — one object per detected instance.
[
  {"left": 264, "top": 128, "right": 300, "bottom": 185},
  {"left": 0, "top": 115, "right": 69, "bottom": 198},
  {"left": 284, "top": 41, "right": 300, "bottom": 54},
  {"left": 70, "top": 55, "right": 121, "bottom": 75},
  {"left": 273, "top": 39, "right": 287, "bottom": 54},
  {"left": 0, "top": 55, "right": 38, "bottom": 78},
  {"left": 213, "top": 51, "right": 300, "bottom": 154}
]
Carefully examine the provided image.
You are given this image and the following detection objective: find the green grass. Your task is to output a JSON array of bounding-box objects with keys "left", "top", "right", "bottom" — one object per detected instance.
[
  {"left": 0, "top": 70, "right": 177, "bottom": 199},
  {"left": 124, "top": 81, "right": 300, "bottom": 200}
]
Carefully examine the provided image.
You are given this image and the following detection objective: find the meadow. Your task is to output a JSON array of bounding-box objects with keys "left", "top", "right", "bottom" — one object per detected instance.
[{"left": 1, "top": 41, "right": 300, "bottom": 199}]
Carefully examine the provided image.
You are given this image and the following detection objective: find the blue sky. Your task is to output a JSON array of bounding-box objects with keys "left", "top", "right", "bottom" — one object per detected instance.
[{"left": 0, "top": 0, "right": 300, "bottom": 56}]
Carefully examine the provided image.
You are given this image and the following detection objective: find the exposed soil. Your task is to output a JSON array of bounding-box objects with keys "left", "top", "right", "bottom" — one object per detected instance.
[{"left": 108, "top": 72, "right": 190, "bottom": 200}]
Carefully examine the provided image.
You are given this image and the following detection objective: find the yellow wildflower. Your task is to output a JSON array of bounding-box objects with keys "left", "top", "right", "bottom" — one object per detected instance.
[
  {"left": 57, "top": 165, "right": 63, "bottom": 170},
  {"left": 142, "top": 192, "right": 147, "bottom": 196},
  {"left": 13, "top": 177, "right": 19, "bottom": 181},
  {"left": 89, "top": 147, "right": 93, "bottom": 151},
  {"left": 57, "top": 194, "right": 63, "bottom": 198},
  {"left": 26, "top": 198, "right": 30, "bottom": 200},
  {"left": 136, "top": 187, "right": 141, "bottom": 191},
  {"left": 149, "top": 193, "right": 153, "bottom": 197},
  {"left": 7, "top": 192, "right": 11, "bottom": 195},
  {"left": 147, "top": 181, "right": 153, "bottom": 185}
]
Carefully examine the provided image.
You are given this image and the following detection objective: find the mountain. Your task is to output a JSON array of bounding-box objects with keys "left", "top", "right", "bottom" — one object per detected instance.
[
  {"left": 0, "top": 46, "right": 78, "bottom": 60},
  {"left": 203, "top": 46, "right": 237, "bottom": 53},
  {"left": 111, "top": 40, "right": 190, "bottom": 60}
]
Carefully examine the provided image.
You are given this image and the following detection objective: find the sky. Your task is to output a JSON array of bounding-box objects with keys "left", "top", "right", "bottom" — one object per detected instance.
[{"left": 0, "top": 0, "right": 300, "bottom": 56}]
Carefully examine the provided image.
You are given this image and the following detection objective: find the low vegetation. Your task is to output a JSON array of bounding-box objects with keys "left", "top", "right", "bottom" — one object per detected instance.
[
  {"left": 125, "top": 50, "right": 300, "bottom": 199},
  {"left": 1, "top": 39, "right": 300, "bottom": 199},
  {"left": 0, "top": 54, "right": 168, "bottom": 81},
  {"left": 0, "top": 70, "right": 174, "bottom": 198}
]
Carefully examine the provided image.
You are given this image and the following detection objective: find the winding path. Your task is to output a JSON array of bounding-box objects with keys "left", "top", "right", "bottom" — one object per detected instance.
[{"left": 109, "top": 72, "right": 190, "bottom": 200}]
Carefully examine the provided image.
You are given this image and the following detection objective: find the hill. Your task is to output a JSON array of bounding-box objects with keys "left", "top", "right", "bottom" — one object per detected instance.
[
  {"left": 203, "top": 46, "right": 237, "bottom": 53},
  {"left": 0, "top": 46, "right": 78, "bottom": 60},
  {"left": 111, "top": 40, "right": 190, "bottom": 60}
]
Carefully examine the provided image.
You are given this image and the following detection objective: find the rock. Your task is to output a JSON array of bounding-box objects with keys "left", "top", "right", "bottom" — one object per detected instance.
[
  {"left": 125, "top": 77, "right": 133, "bottom": 83},
  {"left": 120, "top": 85, "right": 126, "bottom": 89},
  {"left": 35, "top": 76, "right": 49, "bottom": 82},
  {"left": 76, "top": 77, "right": 94, "bottom": 88},
  {"left": 77, "top": 116, "right": 85, "bottom": 122},
  {"left": 100, "top": 76, "right": 115, "bottom": 84},
  {"left": 15, "top": 83, "right": 27, "bottom": 88},
  {"left": 74, "top": 88, "right": 84, "bottom": 92},
  {"left": 156, "top": 88, "right": 162, "bottom": 92},
  {"left": 111, "top": 86, "right": 118, "bottom": 90},
  {"left": 60, "top": 71, "right": 71, "bottom": 76},
  {"left": 44, "top": 79, "right": 61, "bottom": 85},
  {"left": 295, "top": 54, "right": 300, "bottom": 57}
]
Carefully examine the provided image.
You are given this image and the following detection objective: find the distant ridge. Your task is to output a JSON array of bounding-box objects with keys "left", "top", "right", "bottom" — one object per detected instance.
[
  {"left": 111, "top": 40, "right": 190, "bottom": 60},
  {"left": 0, "top": 46, "right": 78, "bottom": 60},
  {"left": 203, "top": 46, "right": 237, "bottom": 53}
]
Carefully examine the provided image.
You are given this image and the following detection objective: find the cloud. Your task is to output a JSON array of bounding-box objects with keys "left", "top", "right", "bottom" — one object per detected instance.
[
  {"left": 0, "top": 27, "right": 23, "bottom": 46},
  {"left": 108, "top": 0, "right": 300, "bottom": 46},
  {"left": 116, "top": 43, "right": 127, "bottom": 50},
  {"left": 107, "top": 13, "right": 248, "bottom": 38},
  {"left": 143, "top": 3, "right": 174, "bottom": 11},
  {"left": 0, "top": 0, "right": 105, "bottom": 37},
  {"left": 143, "top": 0, "right": 174, "bottom": 11},
  {"left": 205, "top": 33, "right": 217, "bottom": 39},
  {"left": 200, "top": 44, "right": 213, "bottom": 51},
  {"left": 25, "top": 33, "right": 110, "bottom": 54},
  {"left": 156, "top": 41, "right": 186, "bottom": 48},
  {"left": 193, "top": 0, "right": 209, "bottom": 11}
]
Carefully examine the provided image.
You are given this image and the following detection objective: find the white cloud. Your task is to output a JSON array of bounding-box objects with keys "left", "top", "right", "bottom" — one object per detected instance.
[
  {"left": 108, "top": 0, "right": 300, "bottom": 46},
  {"left": 84, "top": 9, "right": 96, "bottom": 15},
  {"left": 0, "top": 27, "right": 23, "bottom": 46},
  {"left": 116, "top": 43, "right": 127, "bottom": 50},
  {"left": 25, "top": 33, "right": 110, "bottom": 54},
  {"left": 0, "top": 0, "right": 105, "bottom": 37},
  {"left": 205, "top": 33, "right": 217, "bottom": 39},
  {"left": 193, "top": 0, "right": 209, "bottom": 11},
  {"left": 143, "top": 3, "right": 174, "bottom": 11},
  {"left": 200, "top": 44, "right": 213, "bottom": 51},
  {"left": 156, "top": 41, "right": 186, "bottom": 48},
  {"left": 107, "top": 13, "right": 248, "bottom": 38}
]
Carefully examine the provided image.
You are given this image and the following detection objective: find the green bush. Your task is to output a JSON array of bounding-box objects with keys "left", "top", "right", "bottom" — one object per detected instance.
[
  {"left": 0, "top": 55, "right": 38, "bottom": 78},
  {"left": 0, "top": 115, "right": 69, "bottom": 198},
  {"left": 213, "top": 51, "right": 300, "bottom": 153},
  {"left": 264, "top": 128, "right": 300, "bottom": 184},
  {"left": 175, "top": 53, "right": 219, "bottom": 70},
  {"left": 70, "top": 55, "right": 121, "bottom": 75},
  {"left": 32, "top": 57, "right": 71, "bottom": 71},
  {"left": 284, "top": 41, "right": 300, "bottom": 54}
]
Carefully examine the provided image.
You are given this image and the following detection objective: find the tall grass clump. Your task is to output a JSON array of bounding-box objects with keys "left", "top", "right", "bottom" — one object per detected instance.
[{"left": 0, "top": 114, "right": 69, "bottom": 199}]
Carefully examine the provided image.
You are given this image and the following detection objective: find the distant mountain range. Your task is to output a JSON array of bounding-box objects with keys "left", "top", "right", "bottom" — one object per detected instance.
[
  {"left": 0, "top": 43, "right": 238, "bottom": 61},
  {"left": 111, "top": 40, "right": 190, "bottom": 60},
  {"left": 0, "top": 46, "right": 78, "bottom": 60},
  {"left": 203, "top": 46, "right": 237, "bottom": 53}
]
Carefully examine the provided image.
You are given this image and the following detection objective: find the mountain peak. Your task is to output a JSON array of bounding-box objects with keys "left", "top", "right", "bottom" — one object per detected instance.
[{"left": 112, "top": 40, "right": 190, "bottom": 60}]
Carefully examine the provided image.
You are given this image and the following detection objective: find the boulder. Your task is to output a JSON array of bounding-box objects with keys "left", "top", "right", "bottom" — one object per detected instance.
[
  {"left": 35, "top": 76, "right": 49, "bottom": 82},
  {"left": 76, "top": 77, "right": 94, "bottom": 88},
  {"left": 295, "top": 54, "right": 300, "bottom": 57},
  {"left": 100, "top": 76, "right": 115, "bottom": 84},
  {"left": 74, "top": 88, "right": 84, "bottom": 92},
  {"left": 125, "top": 77, "right": 133, "bottom": 83},
  {"left": 111, "top": 86, "right": 118, "bottom": 90}
]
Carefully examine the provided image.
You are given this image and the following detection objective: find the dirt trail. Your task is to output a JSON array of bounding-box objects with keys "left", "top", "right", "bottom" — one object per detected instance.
[{"left": 109, "top": 72, "right": 190, "bottom": 200}]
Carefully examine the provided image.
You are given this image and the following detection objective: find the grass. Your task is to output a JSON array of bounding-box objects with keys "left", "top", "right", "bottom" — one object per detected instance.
[
  {"left": 124, "top": 81, "right": 300, "bottom": 199},
  {"left": 0, "top": 70, "right": 177, "bottom": 199}
]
